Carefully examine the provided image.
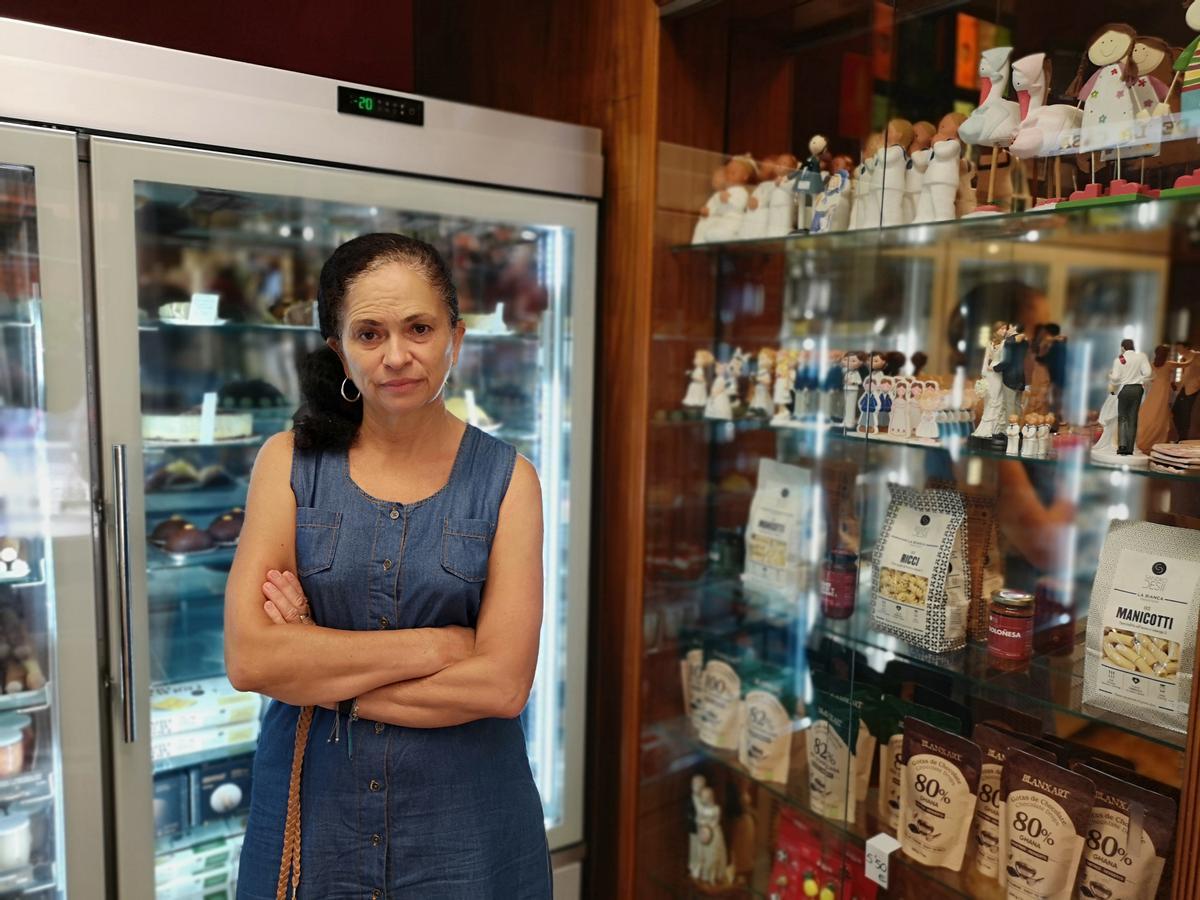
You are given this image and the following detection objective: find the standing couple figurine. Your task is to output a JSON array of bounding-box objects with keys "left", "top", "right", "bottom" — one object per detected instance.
[
  {"left": 973, "top": 322, "right": 1029, "bottom": 444},
  {"left": 1092, "top": 339, "right": 1152, "bottom": 466}
]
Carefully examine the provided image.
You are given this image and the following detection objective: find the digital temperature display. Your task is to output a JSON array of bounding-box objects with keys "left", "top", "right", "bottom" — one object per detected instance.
[{"left": 337, "top": 86, "right": 424, "bottom": 126}]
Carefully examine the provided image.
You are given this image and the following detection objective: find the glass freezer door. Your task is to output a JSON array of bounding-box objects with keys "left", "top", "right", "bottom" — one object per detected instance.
[
  {"left": 0, "top": 124, "right": 106, "bottom": 896},
  {"left": 90, "top": 138, "right": 595, "bottom": 897}
]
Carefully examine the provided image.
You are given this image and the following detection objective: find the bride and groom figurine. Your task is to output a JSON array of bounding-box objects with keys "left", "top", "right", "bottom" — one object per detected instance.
[{"left": 1092, "top": 339, "right": 1152, "bottom": 467}]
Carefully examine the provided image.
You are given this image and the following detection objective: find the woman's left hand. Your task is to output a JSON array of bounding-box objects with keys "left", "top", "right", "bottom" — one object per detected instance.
[{"left": 261, "top": 569, "right": 312, "bottom": 626}]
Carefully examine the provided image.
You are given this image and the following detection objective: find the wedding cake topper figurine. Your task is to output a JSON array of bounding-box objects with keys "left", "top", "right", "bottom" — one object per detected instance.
[
  {"left": 739, "top": 155, "right": 776, "bottom": 240},
  {"left": 793, "top": 135, "right": 830, "bottom": 231},
  {"left": 811, "top": 155, "right": 854, "bottom": 234},
  {"left": 1093, "top": 338, "right": 1152, "bottom": 467}
]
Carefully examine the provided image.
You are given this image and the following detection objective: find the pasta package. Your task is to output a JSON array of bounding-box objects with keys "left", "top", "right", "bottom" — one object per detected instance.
[
  {"left": 1083, "top": 520, "right": 1200, "bottom": 733},
  {"left": 999, "top": 750, "right": 1094, "bottom": 900},
  {"left": 871, "top": 487, "right": 970, "bottom": 652},
  {"left": 742, "top": 459, "right": 812, "bottom": 596},
  {"left": 1072, "top": 764, "right": 1177, "bottom": 900},
  {"left": 898, "top": 717, "right": 981, "bottom": 872}
]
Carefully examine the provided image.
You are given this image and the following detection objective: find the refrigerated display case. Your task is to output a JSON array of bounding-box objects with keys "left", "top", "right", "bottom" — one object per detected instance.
[
  {"left": 0, "top": 124, "right": 106, "bottom": 897},
  {"left": 0, "top": 18, "right": 598, "bottom": 899}
]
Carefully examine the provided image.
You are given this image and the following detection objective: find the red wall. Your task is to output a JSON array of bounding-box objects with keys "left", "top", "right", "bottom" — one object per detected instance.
[{"left": 0, "top": 1, "right": 414, "bottom": 91}]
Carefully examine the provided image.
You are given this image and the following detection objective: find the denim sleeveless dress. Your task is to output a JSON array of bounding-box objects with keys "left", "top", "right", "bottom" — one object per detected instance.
[{"left": 236, "top": 426, "right": 552, "bottom": 899}]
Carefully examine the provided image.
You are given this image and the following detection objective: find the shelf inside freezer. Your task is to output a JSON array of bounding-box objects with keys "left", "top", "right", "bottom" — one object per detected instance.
[
  {"left": 145, "top": 481, "right": 248, "bottom": 517},
  {"left": 0, "top": 687, "right": 48, "bottom": 717},
  {"left": 146, "top": 544, "right": 235, "bottom": 572},
  {"left": 156, "top": 817, "right": 245, "bottom": 859},
  {"left": 0, "top": 770, "right": 52, "bottom": 808},
  {"left": 153, "top": 740, "right": 259, "bottom": 776},
  {"left": 144, "top": 436, "right": 264, "bottom": 452}
]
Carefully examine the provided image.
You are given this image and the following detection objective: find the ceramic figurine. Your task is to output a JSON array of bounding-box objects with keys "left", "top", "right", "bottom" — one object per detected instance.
[
  {"left": 705, "top": 362, "right": 734, "bottom": 421},
  {"left": 1137, "top": 345, "right": 1189, "bottom": 452},
  {"left": 739, "top": 155, "right": 775, "bottom": 240},
  {"left": 727, "top": 348, "right": 748, "bottom": 410},
  {"left": 771, "top": 357, "right": 795, "bottom": 426},
  {"left": 1038, "top": 414, "right": 1054, "bottom": 456},
  {"left": 1165, "top": 1, "right": 1200, "bottom": 125},
  {"left": 688, "top": 775, "right": 707, "bottom": 879},
  {"left": 1005, "top": 414, "right": 1021, "bottom": 455},
  {"left": 694, "top": 786, "right": 731, "bottom": 886},
  {"left": 1010, "top": 53, "right": 1083, "bottom": 204},
  {"left": 683, "top": 348, "right": 714, "bottom": 408},
  {"left": 749, "top": 348, "right": 775, "bottom": 414},
  {"left": 914, "top": 380, "right": 941, "bottom": 442},
  {"left": 692, "top": 164, "right": 726, "bottom": 244},
  {"left": 854, "top": 134, "right": 885, "bottom": 229},
  {"left": 914, "top": 117, "right": 963, "bottom": 224},
  {"left": 1093, "top": 392, "right": 1120, "bottom": 458},
  {"left": 1130, "top": 38, "right": 1171, "bottom": 119},
  {"left": 811, "top": 155, "right": 854, "bottom": 233},
  {"left": 881, "top": 119, "right": 914, "bottom": 227},
  {"left": 1098, "top": 339, "right": 1152, "bottom": 463},
  {"left": 904, "top": 148, "right": 932, "bottom": 224},
  {"left": 877, "top": 377, "right": 895, "bottom": 431},
  {"left": 888, "top": 377, "right": 912, "bottom": 438},
  {"left": 841, "top": 352, "right": 863, "bottom": 427},
  {"left": 908, "top": 380, "right": 924, "bottom": 435},
  {"left": 704, "top": 156, "right": 756, "bottom": 242},
  {"left": 1021, "top": 415, "right": 1039, "bottom": 457},
  {"left": 794, "top": 135, "right": 830, "bottom": 231},
  {"left": 1071, "top": 24, "right": 1139, "bottom": 173},
  {"left": 766, "top": 153, "right": 800, "bottom": 238},
  {"left": 973, "top": 322, "right": 1009, "bottom": 439},
  {"left": 909, "top": 120, "right": 936, "bottom": 155},
  {"left": 959, "top": 47, "right": 1020, "bottom": 211}
]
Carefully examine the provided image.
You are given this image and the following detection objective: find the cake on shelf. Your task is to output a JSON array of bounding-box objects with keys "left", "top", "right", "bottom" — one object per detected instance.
[{"left": 142, "top": 412, "right": 253, "bottom": 443}]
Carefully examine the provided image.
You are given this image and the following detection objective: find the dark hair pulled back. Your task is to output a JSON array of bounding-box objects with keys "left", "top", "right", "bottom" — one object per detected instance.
[{"left": 293, "top": 233, "right": 460, "bottom": 451}]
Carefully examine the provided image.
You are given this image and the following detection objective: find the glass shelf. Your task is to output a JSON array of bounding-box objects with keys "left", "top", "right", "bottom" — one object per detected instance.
[
  {"left": 648, "top": 716, "right": 1002, "bottom": 900},
  {"left": 671, "top": 190, "right": 1200, "bottom": 257},
  {"left": 0, "top": 686, "right": 49, "bottom": 715},
  {"left": 146, "top": 545, "right": 235, "bottom": 572},
  {"left": 0, "top": 770, "right": 51, "bottom": 807},
  {"left": 649, "top": 411, "right": 1200, "bottom": 485},
  {"left": 144, "top": 482, "right": 249, "bottom": 516},
  {"left": 143, "top": 435, "right": 264, "bottom": 452},
  {"left": 153, "top": 742, "right": 257, "bottom": 776}
]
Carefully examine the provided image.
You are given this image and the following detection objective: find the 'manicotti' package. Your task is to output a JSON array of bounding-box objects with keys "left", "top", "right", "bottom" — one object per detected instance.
[
  {"left": 898, "top": 717, "right": 981, "bottom": 872},
  {"left": 742, "top": 458, "right": 811, "bottom": 596},
  {"left": 1083, "top": 520, "right": 1200, "bottom": 733},
  {"left": 999, "top": 749, "right": 1094, "bottom": 900},
  {"left": 872, "top": 486, "right": 970, "bottom": 653}
]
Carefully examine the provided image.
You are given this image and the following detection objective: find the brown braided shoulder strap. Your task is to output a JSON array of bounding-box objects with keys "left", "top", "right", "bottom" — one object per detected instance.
[{"left": 276, "top": 705, "right": 314, "bottom": 900}]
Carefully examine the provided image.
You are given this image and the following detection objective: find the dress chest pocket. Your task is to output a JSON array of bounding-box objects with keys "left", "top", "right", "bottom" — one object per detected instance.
[
  {"left": 295, "top": 507, "right": 342, "bottom": 576},
  {"left": 441, "top": 517, "right": 494, "bottom": 583}
]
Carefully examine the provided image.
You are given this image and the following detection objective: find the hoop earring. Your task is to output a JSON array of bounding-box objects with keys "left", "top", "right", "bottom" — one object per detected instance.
[{"left": 340, "top": 378, "right": 361, "bottom": 403}]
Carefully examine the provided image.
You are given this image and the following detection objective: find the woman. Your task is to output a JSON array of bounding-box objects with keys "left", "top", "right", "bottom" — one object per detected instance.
[{"left": 226, "top": 234, "right": 550, "bottom": 898}]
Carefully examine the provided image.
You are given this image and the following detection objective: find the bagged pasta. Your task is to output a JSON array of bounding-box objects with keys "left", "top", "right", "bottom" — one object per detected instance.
[
  {"left": 1072, "top": 763, "right": 1176, "bottom": 900},
  {"left": 872, "top": 486, "right": 970, "bottom": 652},
  {"left": 806, "top": 675, "right": 858, "bottom": 821},
  {"left": 738, "top": 664, "right": 796, "bottom": 783},
  {"left": 999, "top": 750, "right": 1093, "bottom": 899},
  {"left": 742, "top": 459, "right": 811, "bottom": 595},
  {"left": 1083, "top": 520, "right": 1200, "bottom": 733},
  {"left": 875, "top": 699, "right": 963, "bottom": 833},
  {"left": 898, "top": 717, "right": 981, "bottom": 872}
]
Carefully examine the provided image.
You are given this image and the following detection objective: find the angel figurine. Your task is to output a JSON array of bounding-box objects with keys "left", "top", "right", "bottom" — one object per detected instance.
[
  {"left": 914, "top": 380, "right": 941, "bottom": 442},
  {"left": 694, "top": 786, "right": 732, "bottom": 887},
  {"left": 705, "top": 363, "right": 734, "bottom": 421},
  {"left": 683, "top": 348, "right": 713, "bottom": 408}
]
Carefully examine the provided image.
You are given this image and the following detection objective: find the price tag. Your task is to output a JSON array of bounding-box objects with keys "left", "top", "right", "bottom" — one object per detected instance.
[
  {"left": 188, "top": 292, "right": 221, "bottom": 325},
  {"left": 198, "top": 392, "right": 219, "bottom": 445},
  {"left": 865, "top": 832, "right": 901, "bottom": 889}
]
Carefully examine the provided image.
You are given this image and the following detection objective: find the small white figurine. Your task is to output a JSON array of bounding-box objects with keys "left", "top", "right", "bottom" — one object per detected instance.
[
  {"left": 1020, "top": 415, "right": 1039, "bottom": 458},
  {"left": 841, "top": 352, "right": 863, "bottom": 427},
  {"left": 888, "top": 377, "right": 912, "bottom": 438},
  {"left": 683, "top": 349, "right": 713, "bottom": 408},
  {"left": 739, "top": 156, "right": 776, "bottom": 240},
  {"left": 914, "top": 380, "right": 941, "bottom": 442},
  {"left": 688, "top": 775, "right": 707, "bottom": 879},
  {"left": 694, "top": 786, "right": 731, "bottom": 887},
  {"left": 913, "top": 138, "right": 961, "bottom": 223},
  {"left": 853, "top": 134, "right": 884, "bottom": 229},
  {"left": 1005, "top": 415, "right": 1021, "bottom": 455},
  {"left": 771, "top": 357, "right": 795, "bottom": 426},
  {"left": 703, "top": 156, "right": 756, "bottom": 243},
  {"left": 904, "top": 148, "right": 932, "bottom": 224},
  {"left": 766, "top": 153, "right": 800, "bottom": 238},
  {"left": 1038, "top": 414, "right": 1054, "bottom": 457},
  {"left": 748, "top": 348, "right": 775, "bottom": 415},
  {"left": 793, "top": 135, "right": 829, "bottom": 231},
  {"left": 705, "top": 363, "right": 734, "bottom": 421},
  {"left": 726, "top": 349, "right": 747, "bottom": 410},
  {"left": 973, "top": 323, "right": 1008, "bottom": 439},
  {"left": 880, "top": 119, "right": 913, "bottom": 227}
]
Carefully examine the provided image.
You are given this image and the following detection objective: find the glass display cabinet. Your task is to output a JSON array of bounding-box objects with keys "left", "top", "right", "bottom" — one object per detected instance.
[{"left": 630, "top": 0, "right": 1200, "bottom": 897}]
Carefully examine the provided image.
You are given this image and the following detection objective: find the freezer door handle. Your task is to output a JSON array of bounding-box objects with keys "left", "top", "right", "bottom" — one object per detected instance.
[{"left": 112, "top": 443, "right": 137, "bottom": 743}]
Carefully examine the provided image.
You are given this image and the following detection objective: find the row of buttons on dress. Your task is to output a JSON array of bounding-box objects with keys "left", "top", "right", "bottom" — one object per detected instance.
[{"left": 368, "top": 510, "right": 401, "bottom": 900}]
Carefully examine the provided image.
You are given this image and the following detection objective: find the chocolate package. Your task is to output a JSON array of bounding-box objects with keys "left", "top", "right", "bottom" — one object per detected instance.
[
  {"left": 1083, "top": 520, "right": 1200, "bottom": 733},
  {"left": 738, "top": 664, "right": 796, "bottom": 784},
  {"left": 970, "top": 725, "right": 1052, "bottom": 880},
  {"left": 806, "top": 676, "right": 859, "bottom": 822},
  {"left": 871, "top": 487, "right": 970, "bottom": 652},
  {"left": 898, "top": 717, "right": 981, "bottom": 872},
  {"left": 875, "top": 700, "right": 963, "bottom": 834}
]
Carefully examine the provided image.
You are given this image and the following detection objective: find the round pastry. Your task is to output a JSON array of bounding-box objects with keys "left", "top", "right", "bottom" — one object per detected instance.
[
  {"left": 149, "top": 515, "right": 190, "bottom": 546},
  {"left": 165, "top": 523, "right": 215, "bottom": 554},
  {"left": 207, "top": 513, "right": 242, "bottom": 544},
  {"left": 197, "top": 465, "right": 236, "bottom": 488}
]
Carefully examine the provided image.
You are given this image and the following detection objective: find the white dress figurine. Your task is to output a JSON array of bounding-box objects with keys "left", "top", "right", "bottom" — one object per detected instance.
[
  {"left": 766, "top": 157, "right": 798, "bottom": 238},
  {"left": 1076, "top": 26, "right": 1138, "bottom": 155},
  {"left": 904, "top": 149, "right": 931, "bottom": 224},
  {"left": 841, "top": 353, "right": 863, "bottom": 427},
  {"left": 705, "top": 363, "right": 734, "bottom": 421},
  {"left": 1092, "top": 341, "right": 1152, "bottom": 466},
  {"left": 864, "top": 149, "right": 884, "bottom": 229},
  {"left": 749, "top": 370, "right": 772, "bottom": 415},
  {"left": 958, "top": 47, "right": 1021, "bottom": 149},
  {"left": 739, "top": 157, "right": 776, "bottom": 240},
  {"left": 880, "top": 144, "right": 908, "bottom": 227},
  {"left": 692, "top": 165, "right": 726, "bottom": 244},
  {"left": 914, "top": 382, "right": 941, "bottom": 442},
  {"left": 913, "top": 139, "right": 961, "bottom": 223},
  {"left": 888, "top": 378, "right": 912, "bottom": 438},
  {"left": 771, "top": 360, "right": 794, "bottom": 426},
  {"left": 683, "top": 349, "right": 713, "bottom": 408},
  {"left": 847, "top": 164, "right": 864, "bottom": 230},
  {"left": 1005, "top": 416, "right": 1021, "bottom": 455},
  {"left": 703, "top": 185, "right": 750, "bottom": 243},
  {"left": 695, "top": 787, "right": 731, "bottom": 886},
  {"left": 973, "top": 327, "right": 1008, "bottom": 438},
  {"left": 1092, "top": 394, "right": 1120, "bottom": 458}
]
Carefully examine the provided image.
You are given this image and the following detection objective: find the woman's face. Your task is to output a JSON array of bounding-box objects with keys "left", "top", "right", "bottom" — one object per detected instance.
[
  {"left": 1090, "top": 30, "right": 1132, "bottom": 66},
  {"left": 330, "top": 261, "right": 463, "bottom": 417}
]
